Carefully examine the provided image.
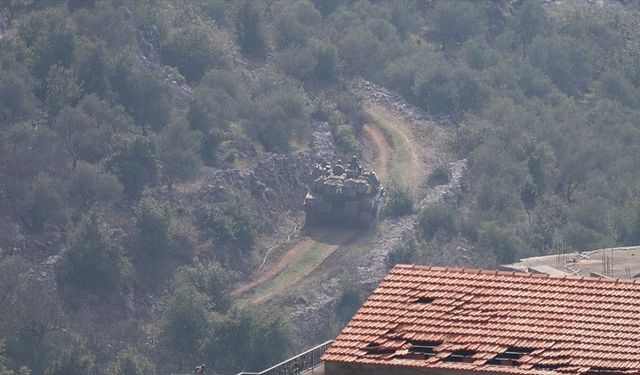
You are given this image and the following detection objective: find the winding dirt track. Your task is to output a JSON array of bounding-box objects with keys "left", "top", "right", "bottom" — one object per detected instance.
[
  {"left": 233, "top": 230, "right": 354, "bottom": 302},
  {"left": 361, "top": 123, "right": 390, "bottom": 180},
  {"left": 234, "top": 113, "right": 409, "bottom": 304}
]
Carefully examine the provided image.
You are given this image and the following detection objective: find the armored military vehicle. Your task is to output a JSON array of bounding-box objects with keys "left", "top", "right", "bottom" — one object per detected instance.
[{"left": 304, "top": 157, "right": 385, "bottom": 229}]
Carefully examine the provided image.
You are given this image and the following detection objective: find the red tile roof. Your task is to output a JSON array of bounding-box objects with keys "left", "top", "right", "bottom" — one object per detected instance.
[{"left": 322, "top": 265, "right": 640, "bottom": 374}]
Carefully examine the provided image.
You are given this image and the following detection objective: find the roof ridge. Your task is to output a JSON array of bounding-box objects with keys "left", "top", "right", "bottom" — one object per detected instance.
[{"left": 395, "top": 264, "right": 639, "bottom": 284}]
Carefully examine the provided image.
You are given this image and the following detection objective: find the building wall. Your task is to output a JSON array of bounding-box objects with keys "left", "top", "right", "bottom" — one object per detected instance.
[{"left": 325, "top": 362, "right": 474, "bottom": 375}]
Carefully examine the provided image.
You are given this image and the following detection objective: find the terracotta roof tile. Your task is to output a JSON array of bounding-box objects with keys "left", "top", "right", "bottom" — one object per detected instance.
[{"left": 322, "top": 265, "right": 640, "bottom": 374}]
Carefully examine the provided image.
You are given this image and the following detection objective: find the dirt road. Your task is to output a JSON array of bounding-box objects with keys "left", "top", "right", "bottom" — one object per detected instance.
[
  {"left": 365, "top": 105, "right": 422, "bottom": 189},
  {"left": 361, "top": 123, "right": 391, "bottom": 180},
  {"left": 234, "top": 87, "right": 427, "bottom": 305},
  {"left": 234, "top": 120, "right": 398, "bottom": 304}
]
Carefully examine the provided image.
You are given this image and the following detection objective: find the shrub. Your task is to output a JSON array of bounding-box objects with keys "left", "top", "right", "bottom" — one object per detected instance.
[
  {"left": 157, "top": 120, "right": 203, "bottom": 190},
  {"left": 235, "top": 1, "right": 268, "bottom": 58},
  {"left": 202, "top": 307, "right": 291, "bottom": 373},
  {"left": 333, "top": 124, "right": 359, "bottom": 154},
  {"left": 45, "top": 340, "right": 95, "bottom": 375},
  {"left": 427, "top": 164, "right": 451, "bottom": 186},
  {"left": 417, "top": 204, "right": 456, "bottom": 241},
  {"left": 63, "top": 214, "right": 133, "bottom": 296},
  {"left": 477, "top": 221, "right": 522, "bottom": 264},
  {"left": 248, "top": 79, "right": 311, "bottom": 152},
  {"left": 107, "top": 136, "right": 158, "bottom": 201},
  {"left": 384, "top": 183, "right": 414, "bottom": 217},
  {"left": 135, "top": 198, "right": 170, "bottom": 257},
  {"left": 175, "top": 263, "right": 238, "bottom": 312},
  {"left": 161, "top": 287, "right": 209, "bottom": 356},
  {"left": 199, "top": 190, "right": 259, "bottom": 259},
  {"left": 387, "top": 235, "right": 435, "bottom": 268},
  {"left": 105, "top": 348, "right": 156, "bottom": 375},
  {"left": 333, "top": 286, "right": 362, "bottom": 325},
  {"left": 67, "top": 162, "right": 123, "bottom": 210},
  {"left": 161, "top": 24, "right": 231, "bottom": 83},
  {"left": 26, "top": 173, "right": 68, "bottom": 232},
  {"left": 0, "top": 70, "right": 40, "bottom": 125},
  {"left": 274, "top": 45, "right": 316, "bottom": 80}
]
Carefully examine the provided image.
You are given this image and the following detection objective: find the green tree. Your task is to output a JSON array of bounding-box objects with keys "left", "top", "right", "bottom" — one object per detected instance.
[
  {"left": 25, "top": 174, "right": 68, "bottom": 232},
  {"left": 477, "top": 221, "right": 522, "bottom": 264},
  {"left": 162, "top": 24, "right": 230, "bottom": 83},
  {"left": 235, "top": 1, "right": 268, "bottom": 58},
  {"left": 135, "top": 198, "right": 170, "bottom": 257},
  {"left": 45, "top": 340, "right": 95, "bottom": 375},
  {"left": 52, "top": 106, "right": 109, "bottom": 169},
  {"left": 312, "top": 0, "right": 345, "bottom": 17},
  {"left": 73, "top": 1, "right": 136, "bottom": 49},
  {"left": 157, "top": 121, "right": 202, "bottom": 190},
  {"left": 248, "top": 79, "right": 311, "bottom": 152},
  {"left": 417, "top": 204, "right": 456, "bottom": 241},
  {"left": 175, "top": 263, "right": 237, "bottom": 313},
  {"left": 71, "top": 37, "right": 111, "bottom": 97},
  {"left": 105, "top": 348, "right": 156, "bottom": 375},
  {"left": 0, "top": 70, "right": 40, "bottom": 125},
  {"left": 274, "top": 45, "right": 317, "bottom": 81},
  {"left": 390, "top": 1, "right": 417, "bottom": 40},
  {"left": 598, "top": 70, "right": 637, "bottom": 107},
  {"left": 116, "top": 70, "right": 171, "bottom": 131},
  {"left": 2, "top": 123, "right": 62, "bottom": 190},
  {"left": 161, "top": 287, "right": 209, "bottom": 356},
  {"left": 427, "top": 164, "right": 451, "bottom": 186},
  {"left": 272, "top": 1, "right": 321, "bottom": 50},
  {"left": 189, "top": 69, "right": 246, "bottom": 165},
  {"left": 414, "top": 64, "right": 487, "bottom": 117},
  {"left": 387, "top": 235, "right": 436, "bottom": 268},
  {"left": 0, "top": 340, "right": 12, "bottom": 375},
  {"left": 17, "top": 7, "right": 75, "bottom": 79},
  {"left": 63, "top": 214, "right": 133, "bottom": 296},
  {"left": 45, "top": 64, "right": 82, "bottom": 116},
  {"left": 337, "top": 27, "right": 390, "bottom": 78},
  {"left": 528, "top": 35, "right": 593, "bottom": 96},
  {"left": 311, "top": 41, "right": 338, "bottom": 82},
  {"left": 107, "top": 136, "right": 157, "bottom": 201},
  {"left": 9, "top": 271, "right": 63, "bottom": 373},
  {"left": 78, "top": 94, "right": 133, "bottom": 133},
  {"left": 430, "top": 1, "right": 485, "bottom": 50},
  {"left": 510, "top": 0, "right": 550, "bottom": 55},
  {"left": 203, "top": 307, "right": 291, "bottom": 373},
  {"left": 384, "top": 182, "right": 414, "bottom": 217},
  {"left": 198, "top": 189, "right": 259, "bottom": 266},
  {"left": 333, "top": 286, "right": 362, "bottom": 325},
  {"left": 67, "top": 162, "right": 122, "bottom": 210}
]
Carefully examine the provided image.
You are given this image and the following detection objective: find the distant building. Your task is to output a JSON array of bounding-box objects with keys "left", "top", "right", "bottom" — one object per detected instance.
[
  {"left": 502, "top": 246, "right": 640, "bottom": 279},
  {"left": 321, "top": 264, "right": 640, "bottom": 375}
]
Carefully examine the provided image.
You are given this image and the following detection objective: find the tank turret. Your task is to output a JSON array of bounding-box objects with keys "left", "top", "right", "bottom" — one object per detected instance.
[{"left": 303, "top": 159, "right": 385, "bottom": 229}]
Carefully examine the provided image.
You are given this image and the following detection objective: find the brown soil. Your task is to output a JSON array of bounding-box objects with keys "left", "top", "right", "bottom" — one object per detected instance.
[
  {"left": 233, "top": 236, "right": 329, "bottom": 297},
  {"left": 362, "top": 123, "right": 392, "bottom": 180},
  {"left": 366, "top": 105, "right": 422, "bottom": 187}
]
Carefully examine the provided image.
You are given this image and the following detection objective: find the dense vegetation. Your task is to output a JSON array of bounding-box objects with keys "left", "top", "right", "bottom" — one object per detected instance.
[{"left": 1, "top": 0, "right": 639, "bottom": 373}]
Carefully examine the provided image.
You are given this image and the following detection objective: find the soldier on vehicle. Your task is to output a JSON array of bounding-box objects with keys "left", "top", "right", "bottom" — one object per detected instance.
[
  {"left": 348, "top": 155, "right": 360, "bottom": 172},
  {"left": 333, "top": 159, "right": 345, "bottom": 176}
]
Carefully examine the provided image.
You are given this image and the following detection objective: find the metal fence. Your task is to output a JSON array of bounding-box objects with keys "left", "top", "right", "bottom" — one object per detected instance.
[{"left": 237, "top": 340, "right": 333, "bottom": 375}]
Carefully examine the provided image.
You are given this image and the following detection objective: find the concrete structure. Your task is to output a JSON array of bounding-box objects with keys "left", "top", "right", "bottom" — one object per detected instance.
[
  {"left": 502, "top": 246, "right": 640, "bottom": 279},
  {"left": 322, "top": 265, "right": 640, "bottom": 375}
]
